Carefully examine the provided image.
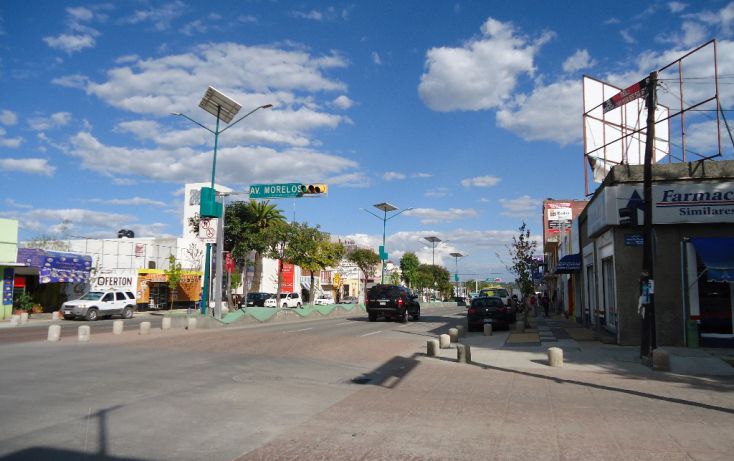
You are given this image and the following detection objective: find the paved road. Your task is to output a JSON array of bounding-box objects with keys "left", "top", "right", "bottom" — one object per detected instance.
[{"left": 0, "top": 306, "right": 466, "bottom": 461}]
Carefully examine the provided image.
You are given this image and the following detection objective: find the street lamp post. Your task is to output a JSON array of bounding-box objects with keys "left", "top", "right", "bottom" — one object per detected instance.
[
  {"left": 172, "top": 86, "right": 271, "bottom": 317},
  {"left": 424, "top": 236, "right": 442, "bottom": 266},
  {"left": 450, "top": 252, "right": 463, "bottom": 296},
  {"left": 362, "top": 203, "right": 413, "bottom": 284}
]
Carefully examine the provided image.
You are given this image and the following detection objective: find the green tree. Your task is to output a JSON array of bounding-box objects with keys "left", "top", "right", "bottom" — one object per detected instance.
[
  {"left": 399, "top": 252, "right": 420, "bottom": 288},
  {"left": 264, "top": 221, "right": 298, "bottom": 306},
  {"left": 286, "top": 223, "right": 332, "bottom": 304},
  {"left": 416, "top": 264, "right": 452, "bottom": 300},
  {"left": 164, "top": 255, "right": 183, "bottom": 310},
  {"left": 347, "top": 248, "right": 380, "bottom": 299},
  {"left": 507, "top": 222, "right": 538, "bottom": 321}
]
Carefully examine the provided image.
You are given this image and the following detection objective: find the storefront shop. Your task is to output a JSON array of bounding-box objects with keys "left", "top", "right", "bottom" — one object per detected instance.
[{"left": 136, "top": 269, "right": 202, "bottom": 310}]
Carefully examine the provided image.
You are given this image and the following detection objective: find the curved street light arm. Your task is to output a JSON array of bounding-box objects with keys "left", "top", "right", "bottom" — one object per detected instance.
[
  {"left": 386, "top": 207, "right": 414, "bottom": 221},
  {"left": 170, "top": 112, "right": 216, "bottom": 135},
  {"left": 219, "top": 104, "right": 273, "bottom": 134},
  {"left": 360, "top": 208, "right": 383, "bottom": 220}
]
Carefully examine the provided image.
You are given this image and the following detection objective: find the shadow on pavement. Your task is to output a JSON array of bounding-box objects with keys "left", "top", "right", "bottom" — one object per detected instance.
[
  {"left": 475, "top": 361, "right": 734, "bottom": 415},
  {"left": 351, "top": 354, "right": 420, "bottom": 389},
  {"left": 0, "top": 447, "right": 148, "bottom": 461}
]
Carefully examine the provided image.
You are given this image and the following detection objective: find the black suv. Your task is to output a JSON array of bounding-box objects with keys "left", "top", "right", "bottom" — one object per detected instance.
[
  {"left": 365, "top": 284, "right": 420, "bottom": 322},
  {"left": 243, "top": 292, "right": 272, "bottom": 307}
]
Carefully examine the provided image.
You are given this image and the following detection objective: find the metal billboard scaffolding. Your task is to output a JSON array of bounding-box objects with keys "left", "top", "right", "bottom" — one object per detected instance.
[{"left": 582, "top": 39, "right": 728, "bottom": 196}]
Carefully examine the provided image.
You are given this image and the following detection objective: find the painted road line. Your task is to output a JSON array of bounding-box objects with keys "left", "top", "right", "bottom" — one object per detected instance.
[
  {"left": 285, "top": 328, "right": 314, "bottom": 333},
  {"left": 335, "top": 322, "right": 352, "bottom": 326},
  {"left": 361, "top": 330, "right": 382, "bottom": 337}
]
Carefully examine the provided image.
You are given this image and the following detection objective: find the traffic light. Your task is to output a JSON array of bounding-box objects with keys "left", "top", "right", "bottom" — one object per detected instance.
[{"left": 301, "top": 183, "right": 328, "bottom": 195}]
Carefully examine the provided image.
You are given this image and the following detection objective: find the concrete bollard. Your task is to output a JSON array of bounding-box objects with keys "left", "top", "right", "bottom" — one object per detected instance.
[
  {"left": 52, "top": 311, "right": 60, "bottom": 321},
  {"left": 439, "top": 334, "right": 451, "bottom": 349},
  {"left": 47, "top": 324, "right": 61, "bottom": 341},
  {"left": 448, "top": 328, "right": 459, "bottom": 343},
  {"left": 457, "top": 344, "right": 471, "bottom": 363},
  {"left": 139, "top": 321, "right": 151, "bottom": 335},
  {"left": 10, "top": 315, "right": 20, "bottom": 326},
  {"left": 186, "top": 317, "right": 197, "bottom": 330},
  {"left": 112, "top": 320, "right": 124, "bottom": 335},
  {"left": 515, "top": 320, "right": 525, "bottom": 332},
  {"left": 19, "top": 312, "right": 29, "bottom": 325},
  {"left": 456, "top": 325, "right": 465, "bottom": 337},
  {"left": 548, "top": 347, "right": 563, "bottom": 367},
  {"left": 652, "top": 348, "right": 670, "bottom": 371},
  {"left": 78, "top": 325, "right": 90, "bottom": 342},
  {"left": 484, "top": 323, "right": 493, "bottom": 336},
  {"left": 161, "top": 317, "right": 172, "bottom": 330},
  {"left": 426, "top": 339, "right": 439, "bottom": 357}
]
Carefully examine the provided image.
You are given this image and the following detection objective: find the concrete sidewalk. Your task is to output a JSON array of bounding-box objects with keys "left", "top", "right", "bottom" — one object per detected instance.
[{"left": 446, "top": 314, "right": 734, "bottom": 377}]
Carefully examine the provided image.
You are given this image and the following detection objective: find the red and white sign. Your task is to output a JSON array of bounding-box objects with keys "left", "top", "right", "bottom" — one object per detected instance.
[
  {"left": 198, "top": 218, "right": 218, "bottom": 243},
  {"left": 280, "top": 262, "right": 295, "bottom": 292},
  {"left": 602, "top": 77, "right": 650, "bottom": 113}
]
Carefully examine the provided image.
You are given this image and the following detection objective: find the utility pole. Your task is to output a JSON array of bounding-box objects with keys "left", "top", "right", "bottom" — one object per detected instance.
[{"left": 641, "top": 71, "right": 658, "bottom": 358}]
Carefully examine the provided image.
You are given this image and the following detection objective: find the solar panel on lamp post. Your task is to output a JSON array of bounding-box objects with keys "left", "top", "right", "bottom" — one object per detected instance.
[
  {"left": 424, "top": 236, "right": 442, "bottom": 266},
  {"left": 172, "top": 87, "right": 272, "bottom": 317},
  {"left": 361, "top": 202, "right": 413, "bottom": 284}
]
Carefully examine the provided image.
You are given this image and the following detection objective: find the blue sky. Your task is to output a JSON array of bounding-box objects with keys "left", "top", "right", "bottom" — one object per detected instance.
[{"left": 1, "top": 0, "right": 733, "bottom": 281}]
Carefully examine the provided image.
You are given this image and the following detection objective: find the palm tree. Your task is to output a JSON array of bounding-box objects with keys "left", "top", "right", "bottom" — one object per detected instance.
[{"left": 246, "top": 200, "right": 285, "bottom": 292}]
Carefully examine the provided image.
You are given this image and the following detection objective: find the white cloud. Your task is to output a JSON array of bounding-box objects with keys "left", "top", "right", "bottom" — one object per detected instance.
[
  {"left": 496, "top": 79, "right": 582, "bottom": 145},
  {"left": 122, "top": 1, "right": 186, "bottom": 31},
  {"left": 371, "top": 51, "right": 382, "bottom": 65},
  {"left": 0, "top": 158, "right": 55, "bottom": 176},
  {"left": 1, "top": 110, "right": 17, "bottom": 125},
  {"left": 291, "top": 7, "right": 349, "bottom": 22},
  {"left": 0, "top": 127, "right": 23, "bottom": 148},
  {"left": 238, "top": 15, "right": 257, "bottom": 24},
  {"left": 43, "top": 34, "right": 96, "bottom": 53},
  {"left": 66, "top": 131, "right": 362, "bottom": 188},
  {"left": 562, "top": 49, "right": 596, "bottom": 73},
  {"left": 419, "top": 17, "right": 553, "bottom": 111},
  {"left": 5, "top": 208, "right": 136, "bottom": 237},
  {"left": 331, "top": 95, "right": 354, "bottom": 110},
  {"left": 413, "top": 172, "right": 432, "bottom": 178},
  {"left": 28, "top": 112, "right": 72, "bottom": 131},
  {"left": 404, "top": 207, "right": 478, "bottom": 224},
  {"left": 691, "top": 1, "right": 734, "bottom": 35},
  {"left": 88, "top": 197, "right": 167, "bottom": 207},
  {"left": 4, "top": 198, "right": 32, "bottom": 209},
  {"left": 51, "top": 74, "right": 89, "bottom": 89},
  {"left": 43, "top": 5, "right": 104, "bottom": 54},
  {"left": 424, "top": 187, "right": 449, "bottom": 198},
  {"left": 668, "top": 2, "right": 688, "bottom": 13},
  {"left": 461, "top": 175, "right": 500, "bottom": 187},
  {"left": 499, "top": 195, "right": 542, "bottom": 217},
  {"left": 112, "top": 177, "right": 138, "bottom": 186},
  {"left": 383, "top": 171, "right": 406, "bottom": 181}
]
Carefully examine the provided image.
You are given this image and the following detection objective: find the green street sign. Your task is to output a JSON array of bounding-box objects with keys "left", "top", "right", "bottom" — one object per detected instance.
[{"left": 249, "top": 183, "right": 304, "bottom": 199}]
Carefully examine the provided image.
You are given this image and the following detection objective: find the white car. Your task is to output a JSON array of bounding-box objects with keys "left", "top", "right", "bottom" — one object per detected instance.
[
  {"left": 264, "top": 293, "right": 302, "bottom": 308},
  {"left": 62, "top": 290, "right": 136, "bottom": 321},
  {"left": 313, "top": 295, "right": 334, "bottom": 306}
]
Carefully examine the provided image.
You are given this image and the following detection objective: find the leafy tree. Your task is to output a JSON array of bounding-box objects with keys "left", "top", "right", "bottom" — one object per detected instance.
[
  {"left": 507, "top": 222, "right": 538, "bottom": 321},
  {"left": 264, "top": 221, "right": 298, "bottom": 305},
  {"left": 347, "top": 248, "right": 380, "bottom": 298},
  {"left": 286, "top": 223, "right": 343, "bottom": 304},
  {"left": 399, "top": 252, "right": 420, "bottom": 288},
  {"left": 389, "top": 270, "right": 401, "bottom": 285},
  {"left": 164, "top": 255, "right": 183, "bottom": 310},
  {"left": 22, "top": 235, "right": 70, "bottom": 251},
  {"left": 416, "top": 264, "right": 452, "bottom": 300}
]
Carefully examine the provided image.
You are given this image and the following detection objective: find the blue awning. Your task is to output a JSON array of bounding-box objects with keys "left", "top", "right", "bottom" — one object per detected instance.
[
  {"left": 555, "top": 253, "right": 582, "bottom": 274},
  {"left": 691, "top": 237, "right": 734, "bottom": 282}
]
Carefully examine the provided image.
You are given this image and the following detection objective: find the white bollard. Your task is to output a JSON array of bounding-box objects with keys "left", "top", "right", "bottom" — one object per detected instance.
[
  {"left": 457, "top": 344, "right": 471, "bottom": 363},
  {"left": 52, "top": 311, "right": 60, "bottom": 321},
  {"left": 652, "top": 348, "right": 670, "bottom": 371},
  {"left": 161, "top": 317, "right": 172, "bottom": 330},
  {"left": 456, "top": 325, "right": 465, "bottom": 337},
  {"left": 112, "top": 320, "right": 124, "bottom": 335},
  {"left": 186, "top": 317, "right": 197, "bottom": 330},
  {"left": 427, "top": 339, "right": 439, "bottom": 357},
  {"left": 439, "top": 334, "right": 451, "bottom": 349},
  {"left": 515, "top": 321, "right": 525, "bottom": 332},
  {"left": 448, "top": 328, "right": 459, "bottom": 343},
  {"left": 548, "top": 347, "right": 563, "bottom": 367},
  {"left": 47, "top": 324, "right": 61, "bottom": 341},
  {"left": 19, "top": 312, "right": 29, "bottom": 324},
  {"left": 484, "top": 323, "right": 493, "bottom": 336},
  {"left": 78, "top": 325, "right": 91, "bottom": 342},
  {"left": 10, "top": 315, "right": 20, "bottom": 326},
  {"left": 139, "top": 321, "right": 151, "bottom": 335}
]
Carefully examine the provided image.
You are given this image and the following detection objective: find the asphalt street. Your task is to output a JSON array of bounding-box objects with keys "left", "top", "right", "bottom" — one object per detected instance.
[
  {"left": 0, "top": 315, "right": 166, "bottom": 344},
  {"left": 0, "top": 306, "right": 467, "bottom": 461}
]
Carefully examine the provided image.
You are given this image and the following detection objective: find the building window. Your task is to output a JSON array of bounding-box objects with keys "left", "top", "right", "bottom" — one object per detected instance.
[
  {"left": 585, "top": 265, "right": 595, "bottom": 323},
  {"left": 148, "top": 261, "right": 156, "bottom": 269},
  {"left": 602, "top": 257, "right": 616, "bottom": 328}
]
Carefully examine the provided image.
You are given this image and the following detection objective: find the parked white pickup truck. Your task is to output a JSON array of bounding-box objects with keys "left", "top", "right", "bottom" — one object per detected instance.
[{"left": 62, "top": 290, "right": 136, "bottom": 321}]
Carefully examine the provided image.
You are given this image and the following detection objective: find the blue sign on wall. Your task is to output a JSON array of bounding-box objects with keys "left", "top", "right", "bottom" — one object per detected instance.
[
  {"left": 624, "top": 233, "right": 644, "bottom": 247},
  {"left": 17, "top": 248, "right": 92, "bottom": 284}
]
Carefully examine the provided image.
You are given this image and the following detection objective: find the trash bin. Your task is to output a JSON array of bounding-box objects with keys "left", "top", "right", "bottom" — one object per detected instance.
[{"left": 686, "top": 319, "right": 699, "bottom": 348}]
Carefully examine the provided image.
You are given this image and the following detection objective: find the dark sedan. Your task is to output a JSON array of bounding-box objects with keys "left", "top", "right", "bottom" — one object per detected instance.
[
  {"left": 243, "top": 292, "right": 273, "bottom": 307},
  {"left": 467, "top": 296, "right": 516, "bottom": 331}
]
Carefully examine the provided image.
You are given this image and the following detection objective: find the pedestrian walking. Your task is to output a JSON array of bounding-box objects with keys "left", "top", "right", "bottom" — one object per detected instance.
[{"left": 541, "top": 292, "right": 550, "bottom": 317}]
